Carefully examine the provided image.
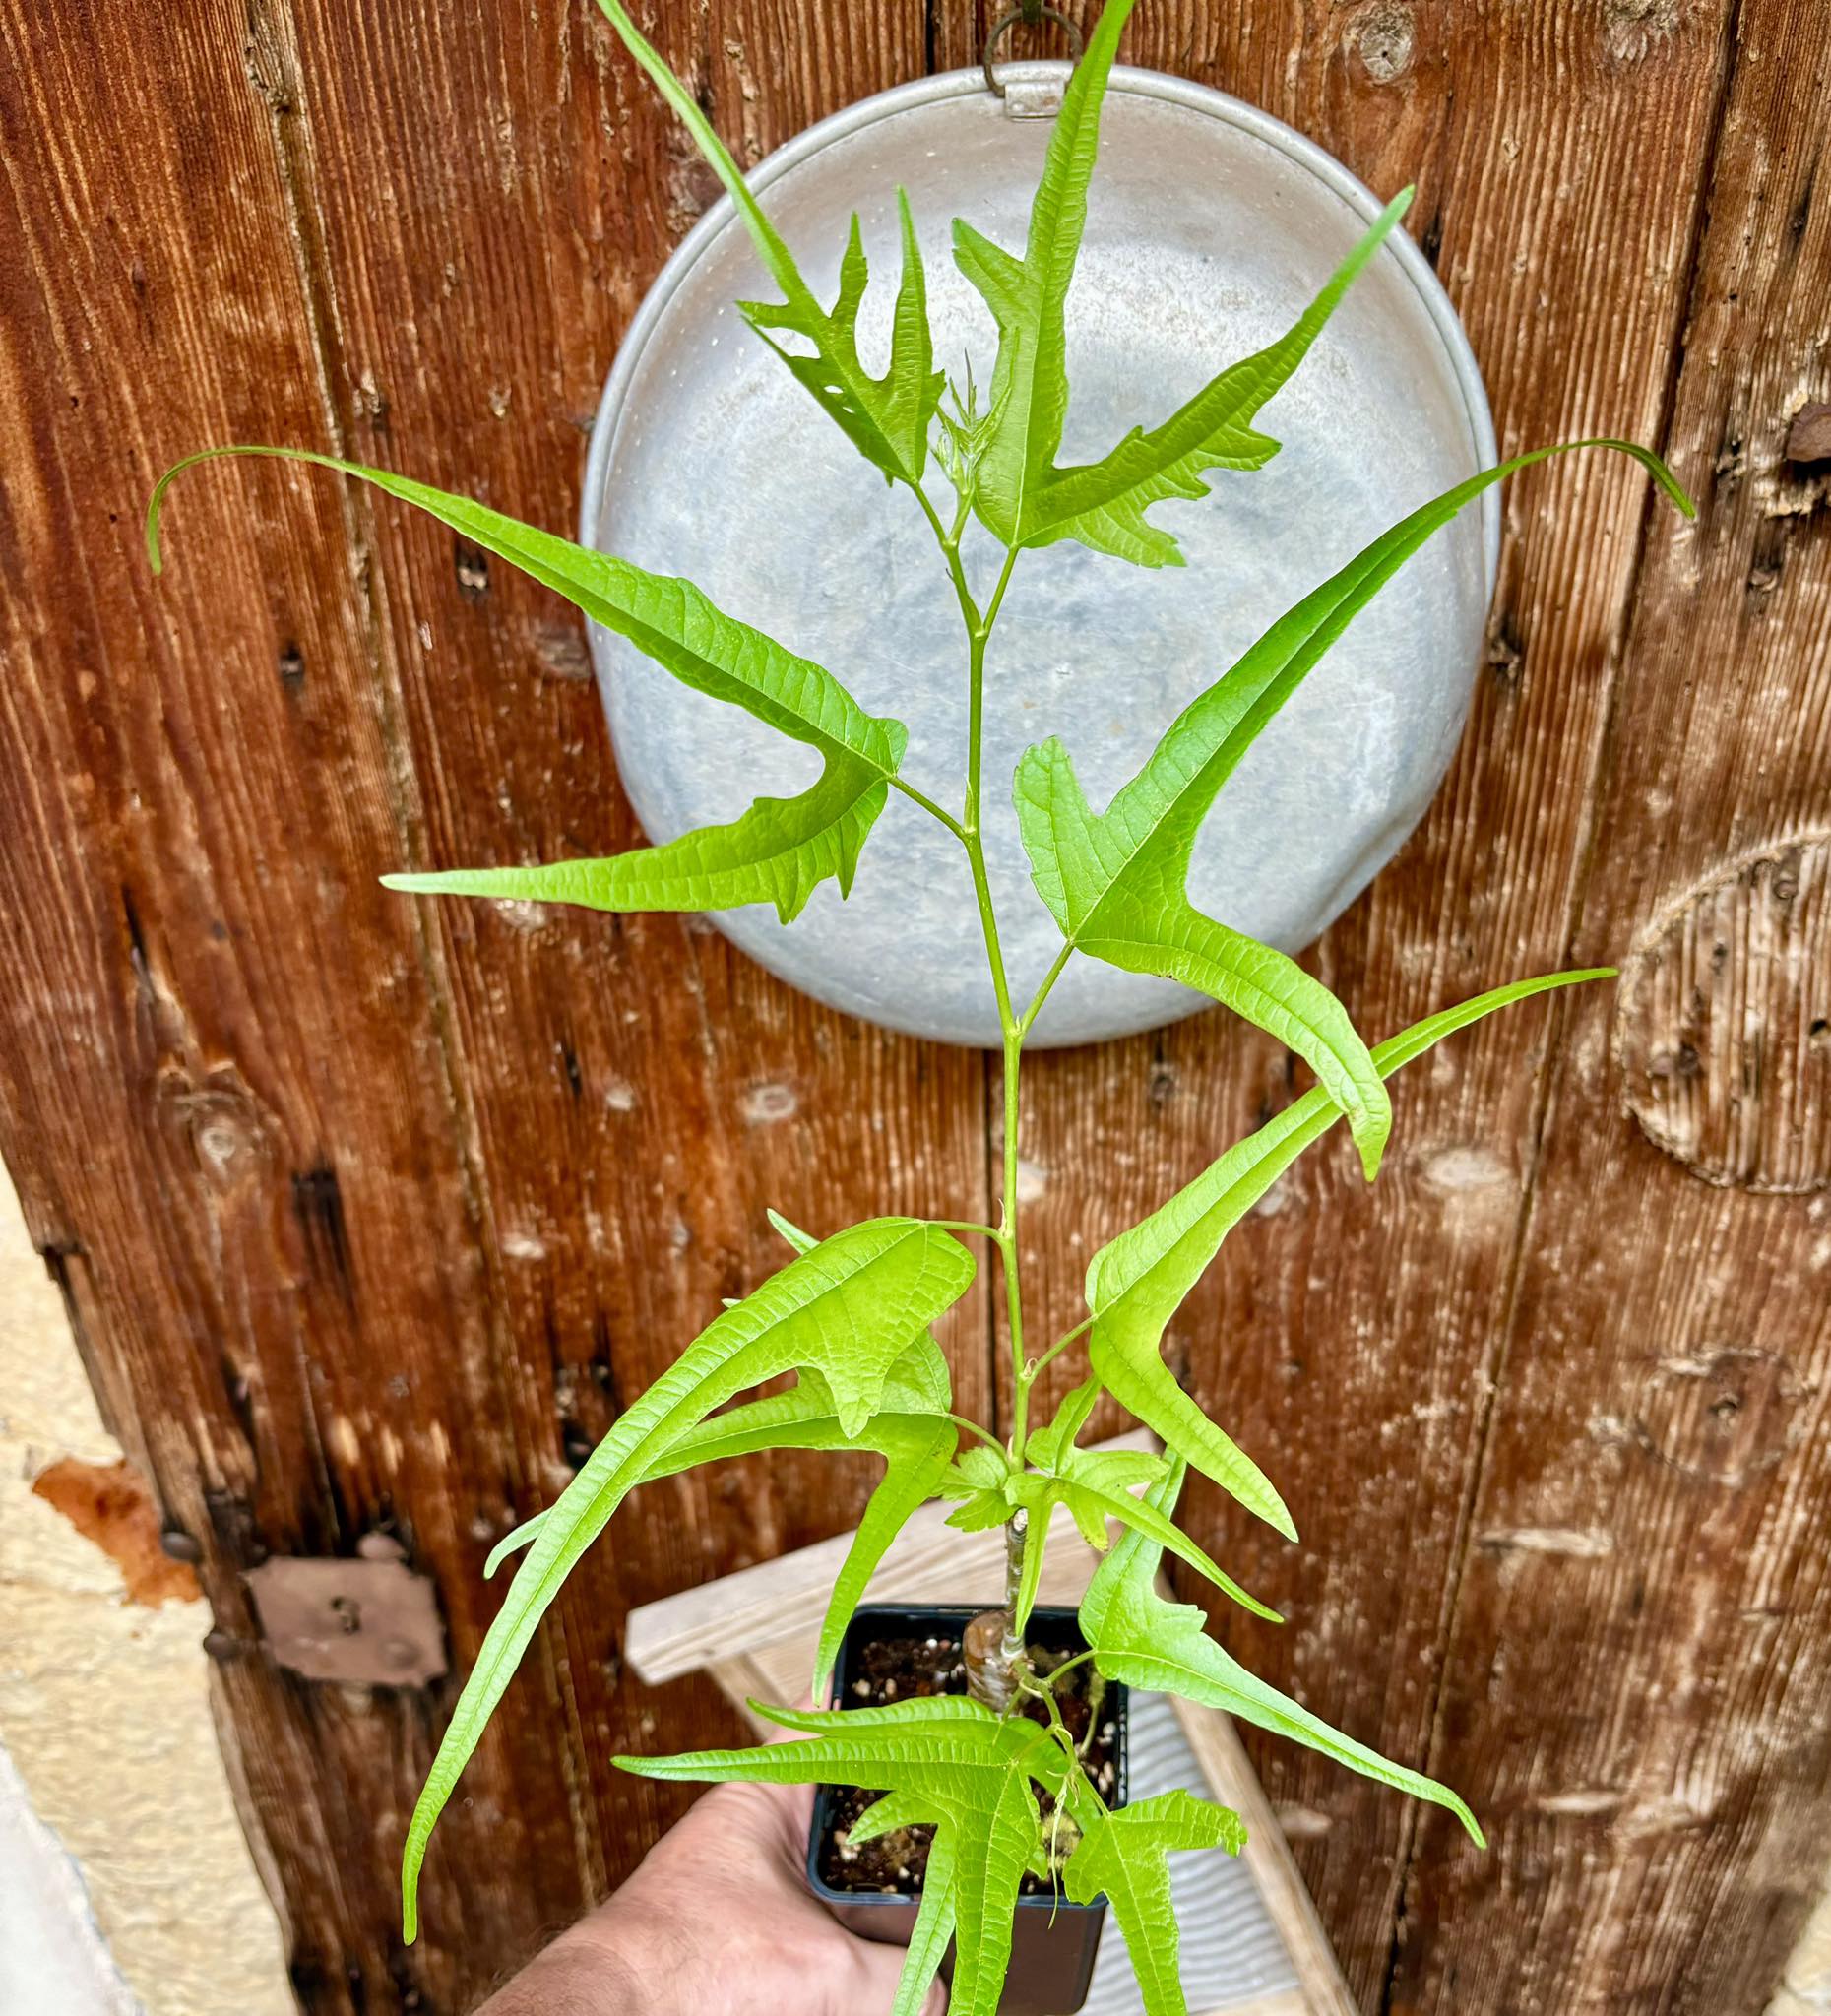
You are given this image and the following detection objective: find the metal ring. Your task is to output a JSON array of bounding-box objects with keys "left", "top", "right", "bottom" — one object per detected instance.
[{"left": 981, "top": 4, "right": 1085, "bottom": 97}]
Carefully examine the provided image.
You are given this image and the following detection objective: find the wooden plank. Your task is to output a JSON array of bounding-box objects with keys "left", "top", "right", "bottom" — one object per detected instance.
[
  {"left": 0, "top": 2, "right": 602, "bottom": 2004},
  {"left": 930, "top": 0, "right": 1748, "bottom": 2004},
  {"left": 1390, "top": 5, "right": 1831, "bottom": 2009},
  {"left": 1168, "top": 1695, "right": 1357, "bottom": 2016},
  {"left": 1, "top": 1, "right": 986, "bottom": 2010}
]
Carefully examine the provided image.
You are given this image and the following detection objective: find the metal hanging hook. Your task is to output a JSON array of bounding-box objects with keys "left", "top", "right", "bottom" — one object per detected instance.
[{"left": 981, "top": 2, "right": 1085, "bottom": 98}]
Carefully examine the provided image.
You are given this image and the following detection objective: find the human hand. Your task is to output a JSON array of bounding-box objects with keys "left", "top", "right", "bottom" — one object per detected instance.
[{"left": 475, "top": 1757, "right": 947, "bottom": 2016}]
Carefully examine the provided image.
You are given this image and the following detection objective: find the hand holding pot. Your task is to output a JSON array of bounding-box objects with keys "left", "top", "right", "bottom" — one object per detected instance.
[{"left": 474, "top": 1746, "right": 947, "bottom": 2016}]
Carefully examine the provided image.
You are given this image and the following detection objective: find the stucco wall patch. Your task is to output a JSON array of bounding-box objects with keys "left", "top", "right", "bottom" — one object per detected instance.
[{"left": 0, "top": 1160, "right": 288, "bottom": 2016}]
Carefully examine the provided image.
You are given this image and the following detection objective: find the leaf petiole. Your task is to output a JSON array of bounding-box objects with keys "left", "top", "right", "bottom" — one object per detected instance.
[
  {"left": 1028, "top": 1314, "right": 1093, "bottom": 1381},
  {"left": 949, "top": 1414, "right": 1012, "bottom": 1455}
]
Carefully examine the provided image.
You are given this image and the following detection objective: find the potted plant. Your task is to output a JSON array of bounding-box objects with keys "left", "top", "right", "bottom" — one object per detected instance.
[{"left": 146, "top": 1, "right": 1691, "bottom": 2009}]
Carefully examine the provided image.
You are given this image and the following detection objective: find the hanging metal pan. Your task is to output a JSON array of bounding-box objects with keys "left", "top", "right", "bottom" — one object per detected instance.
[{"left": 582, "top": 60, "right": 1497, "bottom": 1049}]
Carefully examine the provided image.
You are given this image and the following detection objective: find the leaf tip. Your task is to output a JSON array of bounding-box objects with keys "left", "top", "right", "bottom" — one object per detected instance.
[{"left": 747, "top": 1696, "right": 805, "bottom": 1731}]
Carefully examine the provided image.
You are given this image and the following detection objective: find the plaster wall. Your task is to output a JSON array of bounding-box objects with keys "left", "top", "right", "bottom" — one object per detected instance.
[{"left": 0, "top": 1158, "right": 288, "bottom": 2016}]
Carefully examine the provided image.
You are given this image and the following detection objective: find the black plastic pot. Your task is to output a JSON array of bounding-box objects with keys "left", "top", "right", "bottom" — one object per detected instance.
[{"left": 805, "top": 1603, "right": 1128, "bottom": 2016}]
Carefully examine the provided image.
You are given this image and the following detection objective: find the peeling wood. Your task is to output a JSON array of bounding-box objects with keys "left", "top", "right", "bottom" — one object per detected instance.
[{"left": 1615, "top": 835, "right": 1830, "bottom": 1193}]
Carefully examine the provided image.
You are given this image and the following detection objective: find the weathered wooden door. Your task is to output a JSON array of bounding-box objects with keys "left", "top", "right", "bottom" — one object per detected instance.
[{"left": 1, "top": 2, "right": 1825, "bottom": 2010}]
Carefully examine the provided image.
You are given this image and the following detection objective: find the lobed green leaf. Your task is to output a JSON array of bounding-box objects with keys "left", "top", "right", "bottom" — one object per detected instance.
[
  {"left": 954, "top": 0, "right": 1413, "bottom": 568},
  {"left": 1017, "top": 437, "right": 1691, "bottom": 1177},
  {"left": 394, "top": 1218, "right": 975, "bottom": 1939},
  {"left": 1082, "top": 1462, "right": 1484, "bottom": 1847},
  {"left": 1083, "top": 969, "right": 1611, "bottom": 1539},
  {"left": 481, "top": 1216, "right": 956, "bottom": 1691},
  {"left": 1025, "top": 191, "right": 1413, "bottom": 566},
  {"left": 953, "top": 0, "right": 1139, "bottom": 544},
  {"left": 1061, "top": 1789, "right": 1246, "bottom": 2016},
  {"left": 618, "top": 1696, "right": 1068, "bottom": 2016},
  {"left": 591, "top": 1, "right": 942, "bottom": 485},
  {"left": 147, "top": 445, "right": 908, "bottom": 924}
]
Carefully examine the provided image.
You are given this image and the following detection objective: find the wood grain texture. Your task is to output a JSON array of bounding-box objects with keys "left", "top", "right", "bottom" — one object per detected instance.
[
  {"left": 1, "top": 2, "right": 980, "bottom": 2011},
  {"left": 951, "top": 2, "right": 1762, "bottom": 2005},
  {"left": 1391, "top": 5, "right": 1831, "bottom": 2008},
  {"left": 1, "top": 0, "right": 1826, "bottom": 2012}
]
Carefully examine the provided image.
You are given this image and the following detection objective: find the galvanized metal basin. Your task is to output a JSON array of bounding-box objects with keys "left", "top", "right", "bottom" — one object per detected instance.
[{"left": 582, "top": 62, "right": 1497, "bottom": 1048}]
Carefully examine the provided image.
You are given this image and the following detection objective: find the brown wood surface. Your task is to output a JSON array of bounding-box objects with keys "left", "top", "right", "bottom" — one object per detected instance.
[{"left": 0, "top": 3, "right": 1824, "bottom": 2013}]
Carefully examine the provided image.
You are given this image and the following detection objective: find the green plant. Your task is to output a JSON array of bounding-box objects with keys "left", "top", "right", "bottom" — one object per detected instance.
[{"left": 147, "top": 1, "right": 1692, "bottom": 2009}]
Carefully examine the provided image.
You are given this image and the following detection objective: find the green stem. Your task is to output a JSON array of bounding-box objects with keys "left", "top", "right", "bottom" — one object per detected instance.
[
  {"left": 948, "top": 1413, "right": 1012, "bottom": 1454},
  {"left": 1018, "top": 942, "right": 1074, "bottom": 1038},
  {"left": 889, "top": 774, "right": 968, "bottom": 840},
  {"left": 912, "top": 479, "right": 1040, "bottom": 1681},
  {"left": 1029, "top": 1313, "right": 1092, "bottom": 1381}
]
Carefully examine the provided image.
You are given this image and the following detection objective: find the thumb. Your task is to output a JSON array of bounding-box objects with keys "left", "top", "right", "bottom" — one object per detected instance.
[{"left": 847, "top": 1937, "right": 949, "bottom": 2015}]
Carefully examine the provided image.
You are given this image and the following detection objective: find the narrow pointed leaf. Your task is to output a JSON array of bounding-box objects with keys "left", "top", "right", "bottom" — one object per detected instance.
[
  {"left": 1085, "top": 970, "right": 1611, "bottom": 1538},
  {"left": 1066, "top": 1483, "right": 1114, "bottom": 1551},
  {"left": 955, "top": 0, "right": 1139, "bottom": 541},
  {"left": 395, "top": 1219, "right": 974, "bottom": 1938},
  {"left": 147, "top": 445, "right": 908, "bottom": 925},
  {"left": 591, "top": 1, "right": 941, "bottom": 482},
  {"left": 647, "top": 1373, "right": 957, "bottom": 1693},
  {"left": 892, "top": 1825, "right": 958, "bottom": 2016},
  {"left": 1082, "top": 1463, "right": 1484, "bottom": 1846},
  {"left": 1017, "top": 438, "right": 1690, "bottom": 1171},
  {"left": 1025, "top": 191, "right": 1413, "bottom": 566},
  {"left": 850, "top": 1789, "right": 932, "bottom": 1843},
  {"left": 1061, "top": 1454, "right": 1278, "bottom": 1623},
  {"left": 1023, "top": 1377, "right": 1101, "bottom": 1471},
  {"left": 1061, "top": 1789, "right": 1245, "bottom": 2016},
  {"left": 477, "top": 1274, "right": 956, "bottom": 1690},
  {"left": 482, "top": 1513, "right": 543, "bottom": 1580},
  {"left": 617, "top": 1697, "right": 1067, "bottom": 2016}
]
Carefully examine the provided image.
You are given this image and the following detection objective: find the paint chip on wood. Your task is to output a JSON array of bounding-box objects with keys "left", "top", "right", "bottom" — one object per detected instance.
[
  {"left": 30, "top": 1459, "right": 201, "bottom": 1606},
  {"left": 1478, "top": 1526, "right": 1616, "bottom": 1559}
]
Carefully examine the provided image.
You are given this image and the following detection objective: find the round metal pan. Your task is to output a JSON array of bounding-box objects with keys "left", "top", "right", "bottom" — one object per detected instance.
[{"left": 582, "top": 61, "right": 1497, "bottom": 1048}]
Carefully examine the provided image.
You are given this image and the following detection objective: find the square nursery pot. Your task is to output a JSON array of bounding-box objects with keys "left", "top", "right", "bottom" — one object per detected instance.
[{"left": 806, "top": 1604, "right": 1128, "bottom": 2016}]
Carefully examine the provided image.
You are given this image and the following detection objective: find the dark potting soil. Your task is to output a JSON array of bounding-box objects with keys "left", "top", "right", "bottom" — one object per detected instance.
[{"left": 812, "top": 1632, "right": 1120, "bottom": 1898}]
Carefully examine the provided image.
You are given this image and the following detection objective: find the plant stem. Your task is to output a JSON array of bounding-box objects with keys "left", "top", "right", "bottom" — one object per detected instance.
[
  {"left": 913, "top": 476, "right": 1044, "bottom": 1701},
  {"left": 1029, "top": 1313, "right": 1092, "bottom": 1380},
  {"left": 889, "top": 774, "right": 967, "bottom": 839}
]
